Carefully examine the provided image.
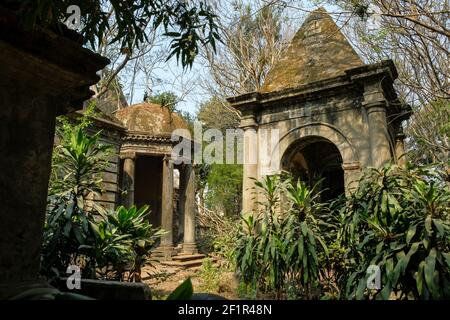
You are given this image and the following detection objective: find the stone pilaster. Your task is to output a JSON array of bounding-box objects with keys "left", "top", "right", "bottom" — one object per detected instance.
[
  {"left": 362, "top": 80, "right": 393, "bottom": 168},
  {"left": 241, "top": 115, "right": 259, "bottom": 215},
  {"left": 120, "top": 152, "right": 136, "bottom": 208},
  {"left": 158, "top": 155, "right": 176, "bottom": 259},
  {"left": 182, "top": 164, "right": 198, "bottom": 254},
  {"left": 394, "top": 130, "right": 407, "bottom": 167},
  {"left": 342, "top": 161, "right": 361, "bottom": 195}
]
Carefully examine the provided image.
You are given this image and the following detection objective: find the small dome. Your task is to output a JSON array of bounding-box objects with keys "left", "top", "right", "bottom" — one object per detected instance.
[{"left": 114, "top": 103, "right": 188, "bottom": 135}]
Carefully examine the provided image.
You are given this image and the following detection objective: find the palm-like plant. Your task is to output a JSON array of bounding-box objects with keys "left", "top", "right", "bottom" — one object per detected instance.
[
  {"left": 236, "top": 175, "right": 327, "bottom": 299},
  {"left": 82, "top": 220, "right": 134, "bottom": 279},
  {"left": 50, "top": 126, "right": 111, "bottom": 199},
  {"left": 284, "top": 179, "right": 327, "bottom": 298},
  {"left": 235, "top": 214, "right": 260, "bottom": 298},
  {"left": 43, "top": 116, "right": 112, "bottom": 278},
  {"left": 97, "top": 205, "right": 166, "bottom": 281},
  {"left": 342, "top": 164, "right": 450, "bottom": 300}
]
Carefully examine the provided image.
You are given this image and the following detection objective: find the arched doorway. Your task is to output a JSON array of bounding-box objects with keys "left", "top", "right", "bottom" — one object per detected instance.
[{"left": 281, "top": 137, "right": 345, "bottom": 201}]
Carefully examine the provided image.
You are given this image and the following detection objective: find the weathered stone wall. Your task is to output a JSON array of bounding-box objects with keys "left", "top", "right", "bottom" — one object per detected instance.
[
  {"left": 0, "top": 6, "right": 108, "bottom": 297},
  {"left": 257, "top": 90, "right": 370, "bottom": 171},
  {"left": 87, "top": 125, "right": 123, "bottom": 210}
]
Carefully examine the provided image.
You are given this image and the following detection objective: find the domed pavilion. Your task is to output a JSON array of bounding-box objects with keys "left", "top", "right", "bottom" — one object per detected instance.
[{"left": 113, "top": 102, "right": 197, "bottom": 259}]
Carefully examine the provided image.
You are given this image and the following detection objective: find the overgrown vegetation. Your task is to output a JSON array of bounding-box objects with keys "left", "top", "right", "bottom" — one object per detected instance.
[
  {"left": 341, "top": 165, "right": 450, "bottom": 300},
  {"left": 235, "top": 175, "right": 326, "bottom": 299},
  {"left": 9, "top": 0, "right": 220, "bottom": 68},
  {"left": 42, "top": 110, "right": 163, "bottom": 282},
  {"left": 234, "top": 165, "right": 450, "bottom": 300},
  {"left": 198, "top": 206, "right": 239, "bottom": 270}
]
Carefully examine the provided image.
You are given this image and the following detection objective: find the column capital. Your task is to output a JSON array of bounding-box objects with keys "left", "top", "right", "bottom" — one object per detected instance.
[
  {"left": 361, "top": 77, "right": 388, "bottom": 111},
  {"left": 363, "top": 102, "right": 387, "bottom": 112},
  {"left": 239, "top": 115, "right": 258, "bottom": 130},
  {"left": 342, "top": 161, "right": 361, "bottom": 171},
  {"left": 163, "top": 154, "right": 174, "bottom": 163},
  {"left": 119, "top": 151, "right": 136, "bottom": 160}
]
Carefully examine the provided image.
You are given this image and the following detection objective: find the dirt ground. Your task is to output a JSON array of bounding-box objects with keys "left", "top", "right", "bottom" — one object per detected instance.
[{"left": 141, "top": 261, "right": 240, "bottom": 300}]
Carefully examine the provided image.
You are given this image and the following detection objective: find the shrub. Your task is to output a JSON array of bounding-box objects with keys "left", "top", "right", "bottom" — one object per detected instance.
[
  {"left": 42, "top": 111, "right": 163, "bottom": 282},
  {"left": 94, "top": 205, "right": 166, "bottom": 281},
  {"left": 198, "top": 258, "right": 221, "bottom": 292},
  {"left": 341, "top": 164, "right": 450, "bottom": 299},
  {"left": 235, "top": 175, "right": 327, "bottom": 299},
  {"left": 42, "top": 112, "right": 112, "bottom": 277},
  {"left": 198, "top": 208, "right": 239, "bottom": 269}
]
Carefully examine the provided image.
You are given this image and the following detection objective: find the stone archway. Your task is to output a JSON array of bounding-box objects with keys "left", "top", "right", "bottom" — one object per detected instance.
[
  {"left": 281, "top": 136, "right": 345, "bottom": 201},
  {"left": 272, "top": 122, "right": 361, "bottom": 195}
]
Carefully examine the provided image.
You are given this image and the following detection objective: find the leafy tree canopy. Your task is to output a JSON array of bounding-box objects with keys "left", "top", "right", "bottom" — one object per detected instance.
[
  {"left": 7, "top": 0, "right": 220, "bottom": 67},
  {"left": 147, "top": 90, "right": 179, "bottom": 111}
]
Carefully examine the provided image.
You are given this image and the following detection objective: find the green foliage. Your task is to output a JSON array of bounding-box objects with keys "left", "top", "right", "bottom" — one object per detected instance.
[
  {"left": 9, "top": 0, "right": 220, "bottom": 68},
  {"left": 147, "top": 91, "right": 179, "bottom": 112},
  {"left": 198, "top": 258, "right": 221, "bottom": 292},
  {"left": 235, "top": 165, "right": 450, "bottom": 300},
  {"left": 49, "top": 105, "right": 111, "bottom": 197},
  {"left": 341, "top": 164, "right": 450, "bottom": 300},
  {"left": 43, "top": 110, "right": 112, "bottom": 276},
  {"left": 43, "top": 113, "right": 163, "bottom": 282},
  {"left": 95, "top": 205, "right": 166, "bottom": 281},
  {"left": 199, "top": 212, "right": 239, "bottom": 269},
  {"left": 81, "top": 217, "right": 134, "bottom": 280},
  {"left": 167, "top": 278, "right": 194, "bottom": 300},
  {"left": 206, "top": 164, "right": 243, "bottom": 216},
  {"left": 49, "top": 127, "right": 112, "bottom": 197},
  {"left": 406, "top": 99, "right": 450, "bottom": 169},
  {"left": 235, "top": 175, "right": 326, "bottom": 299},
  {"left": 283, "top": 179, "right": 327, "bottom": 298},
  {"left": 42, "top": 195, "right": 92, "bottom": 276},
  {"left": 196, "top": 96, "right": 242, "bottom": 217}
]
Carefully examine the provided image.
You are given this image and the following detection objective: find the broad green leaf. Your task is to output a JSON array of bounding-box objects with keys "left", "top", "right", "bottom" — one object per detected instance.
[
  {"left": 406, "top": 225, "right": 417, "bottom": 244},
  {"left": 167, "top": 278, "right": 193, "bottom": 300}
]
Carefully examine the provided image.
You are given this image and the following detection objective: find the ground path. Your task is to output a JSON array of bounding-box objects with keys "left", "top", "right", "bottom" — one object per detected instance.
[{"left": 141, "top": 261, "right": 239, "bottom": 300}]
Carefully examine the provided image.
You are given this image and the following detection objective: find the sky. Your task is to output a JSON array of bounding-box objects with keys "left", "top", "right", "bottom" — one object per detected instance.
[{"left": 122, "top": 0, "right": 375, "bottom": 116}]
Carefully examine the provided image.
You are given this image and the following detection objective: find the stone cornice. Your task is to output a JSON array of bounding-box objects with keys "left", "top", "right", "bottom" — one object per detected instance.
[
  {"left": 227, "top": 60, "right": 400, "bottom": 113},
  {"left": 227, "top": 75, "right": 353, "bottom": 111},
  {"left": 0, "top": 6, "right": 109, "bottom": 115},
  {"left": 123, "top": 130, "right": 197, "bottom": 146},
  {"left": 123, "top": 132, "right": 173, "bottom": 144}
]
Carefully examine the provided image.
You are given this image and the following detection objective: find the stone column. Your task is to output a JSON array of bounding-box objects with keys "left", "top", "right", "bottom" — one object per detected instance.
[
  {"left": 176, "top": 167, "right": 185, "bottom": 241},
  {"left": 0, "top": 93, "right": 57, "bottom": 297},
  {"left": 159, "top": 155, "right": 176, "bottom": 259},
  {"left": 241, "top": 116, "right": 258, "bottom": 215},
  {"left": 363, "top": 80, "right": 392, "bottom": 168},
  {"left": 121, "top": 152, "right": 136, "bottom": 208},
  {"left": 342, "top": 162, "right": 361, "bottom": 195},
  {"left": 0, "top": 9, "right": 108, "bottom": 298},
  {"left": 182, "top": 164, "right": 198, "bottom": 254},
  {"left": 395, "top": 131, "right": 407, "bottom": 167}
]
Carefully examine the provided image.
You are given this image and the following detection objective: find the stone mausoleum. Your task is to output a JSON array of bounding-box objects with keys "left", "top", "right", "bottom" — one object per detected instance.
[
  {"left": 85, "top": 102, "right": 198, "bottom": 260},
  {"left": 228, "top": 8, "right": 411, "bottom": 213}
]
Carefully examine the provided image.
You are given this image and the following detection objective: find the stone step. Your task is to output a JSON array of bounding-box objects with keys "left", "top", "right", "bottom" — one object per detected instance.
[
  {"left": 172, "top": 253, "right": 205, "bottom": 262},
  {"left": 161, "top": 258, "right": 206, "bottom": 268},
  {"left": 160, "top": 256, "right": 218, "bottom": 269}
]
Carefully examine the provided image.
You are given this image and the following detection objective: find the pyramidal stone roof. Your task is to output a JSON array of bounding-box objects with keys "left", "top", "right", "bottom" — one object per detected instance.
[{"left": 260, "top": 7, "right": 363, "bottom": 93}]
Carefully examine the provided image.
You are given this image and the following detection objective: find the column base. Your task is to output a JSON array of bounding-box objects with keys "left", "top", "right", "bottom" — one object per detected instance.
[
  {"left": 182, "top": 243, "right": 198, "bottom": 255},
  {"left": 154, "top": 246, "right": 178, "bottom": 261}
]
